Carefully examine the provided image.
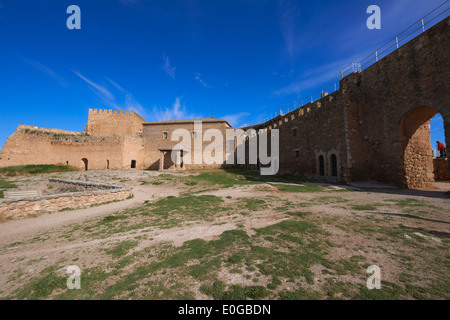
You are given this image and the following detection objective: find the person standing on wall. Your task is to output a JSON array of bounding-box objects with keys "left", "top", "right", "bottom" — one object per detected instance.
[{"left": 437, "top": 141, "right": 446, "bottom": 158}]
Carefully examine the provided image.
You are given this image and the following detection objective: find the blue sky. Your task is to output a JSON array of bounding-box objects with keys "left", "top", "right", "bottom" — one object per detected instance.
[{"left": 0, "top": 0, "right": 447, "bottom": 150}]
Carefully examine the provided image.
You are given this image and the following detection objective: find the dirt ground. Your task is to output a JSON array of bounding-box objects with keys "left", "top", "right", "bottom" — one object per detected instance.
[{"left": 0, "top": 169, "right": 448, "bottom": 300}]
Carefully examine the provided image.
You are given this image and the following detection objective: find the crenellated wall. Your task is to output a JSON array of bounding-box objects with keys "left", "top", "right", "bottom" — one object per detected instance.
[
  {"left": 85, "top": 108, "right": 146, "bottom": 137},
  {"left": 0, "top": 126, "right": 144, "bottom": 170}
]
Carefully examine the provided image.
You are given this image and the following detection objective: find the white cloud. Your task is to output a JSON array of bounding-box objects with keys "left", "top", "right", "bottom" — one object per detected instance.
[
  {"left": 219, "top": 112, "right": 251, "bottom": 128},
  {"left": 22, "top": 57, "right": 68, "bottom": 87},
  {"left": 277, "top": 0, "right": 302, "bottom": 59},
  {"left": 74, "top": 72, "right": 150, "bottom": 119},
  {"left": 194, "top": 73, "right": 212, "bottom": 88},
  {"left": 151, "top": 97, "right": 202, "bottom": 121},
  {"left": 162, "top": 54, "right": 176, "bottom": 79},
  {"left": 73, "top": 71, "right": 115, "bottom": 101}
]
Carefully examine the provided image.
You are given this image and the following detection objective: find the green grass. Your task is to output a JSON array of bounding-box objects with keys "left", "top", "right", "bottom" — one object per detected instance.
[
  {"left": 0, "top": 179, "right": 17, "bottom": 198},
  {"left": 106, "top": 240, "right": 139, "bottom": 258},
  {"left": 0, "top": 165, "right": 74, "bottom": 177},
  {"left": 273, "top": 184, "right": 325, "bottom": 193},
  {"left": 186, "top": 171, "right": 263, "bottom": 188},
  {"left": 351, "top": 205, "right": 379, "bottom": 211}
]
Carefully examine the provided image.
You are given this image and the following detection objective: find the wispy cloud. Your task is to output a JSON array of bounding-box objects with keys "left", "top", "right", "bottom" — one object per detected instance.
[
  {"left": 73, "top": 71, "right": 115, "bottom": 101},
  {"left": 162, "top": 54, "right": 176, "bottom": 79},
  {"left": 219, "top": 112, "right": 251, "bottom": 128},
  {"left": 152, "top": 97, "right": 202, "bottom": 121},
  {"left": 74, "top": 71, "right": 149, "bottom": 118},
  {"left": 277, "top": 0, "right": 302, "bottom": 59},
  {"left": 22, "top": 57, "right": 68, "bottom": 87},
  {"left": 194, "top": 73, "right": 212, "bottom": 88}
]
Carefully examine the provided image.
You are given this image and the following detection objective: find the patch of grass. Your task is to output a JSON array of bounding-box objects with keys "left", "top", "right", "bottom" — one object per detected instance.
[
  {"left": 200, "top": 281, "right": 269, "bottom": 300},
  {"left": 12, "top": 266, "right": 66, "bottom": 300},
  {"left": 351, "top": 205, "right": 379, "bottom": 211},
  {"left": 279, "top": 287, "right": 322, "bottom": 300},
  {"left": 100, "top": 214, "right": 129, "bottom": 224},
  {"left": 0, "top": 165, "right": 74, "bottom": 177},
  {"left": 90, "top": 199, "right": 122, "bottom": 208},
  {"left": 385, "top": 198, "right": 431, "bottom": 208},
  {"left": 0, "top": 179, "right": 17, "bottom": 189},
  {"left": 106, "top": 240, "right": 139, "bottom": 258},
  {"left": 274, "top": 184, "right": 325, "bottom": 193},
  {"left": 186, "top": 171, "right": 263, "bottom": 188},
  {"left": 237, "top": 197, "right": 266, "bottom": 211},
  {"left": 146, "top": 194, "right": 224, "bottom": 220}
]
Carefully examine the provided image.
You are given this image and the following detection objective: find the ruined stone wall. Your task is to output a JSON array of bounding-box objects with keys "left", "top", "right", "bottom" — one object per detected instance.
[
  {"left": 142, "top": 120, "right": 232, "bottom": 170},
  {"left": 0, "top": 186, "right": 132, "bottom": 222},
  {"left": 341, "top": 17, "right": 450, "bottom": 188},
  {"left": 433, "top": 158, "right": 450, "bottom": 181},
  {"left": 85, "top": 108, "right": 145, "bottom": 137},
  {"left": 0, "top": 126, "right": 144, "bottom": 170}
]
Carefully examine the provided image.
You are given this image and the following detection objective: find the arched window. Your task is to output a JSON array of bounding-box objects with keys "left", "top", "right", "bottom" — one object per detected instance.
[
  {"left": 82, "top": 158, "right": 88, "bottom": 171},
  {"left": 319, "top": 155, "right": 325, "bottom": 176},
  {"left": 330, "top": 154, "right": 338, "bottom": 177}
]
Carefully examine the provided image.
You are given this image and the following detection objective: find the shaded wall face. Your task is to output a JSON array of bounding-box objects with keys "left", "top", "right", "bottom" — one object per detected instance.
[
  {"left": 341, "top": 17, "right": 450, "bottom": 188},
  {"left": 243, "top": 94, "right": 348, "bottom": 180}
]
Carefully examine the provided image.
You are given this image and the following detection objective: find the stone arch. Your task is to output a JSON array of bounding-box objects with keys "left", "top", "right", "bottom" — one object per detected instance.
[
  {"left": 81, "top": 158, "right": 88, "bottom": 171},
  {"left": 326, "top": 149, "right": 340, "bottom": 178},
  {"left": 396, "top": 105, "right": 449, "bottom": 188},
  {"left": 330, "top": 154, "right": 338, "bottom": 177},
  {"left": 315, "top": 151, "right": 327, "bottom": 176}
]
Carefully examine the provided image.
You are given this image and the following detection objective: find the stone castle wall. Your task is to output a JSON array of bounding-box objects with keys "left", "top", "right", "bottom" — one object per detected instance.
[
  {"left": 242, "top": 16, "right": 449, "bottom": 189},
  {"left": 0, "top": 126, "right": 144, "bottom": 170},
  {"left": 142, "top": 120, "right": 232, "bottom": 170},
  {"left": 85, "top": 108, "right": 145, "bottom": 137},
  {"left": 433, "top": 158, "right": 450, "bottom": 181},
  {"left": 340, "top": 17, "right": 449, "bottom": 188}
]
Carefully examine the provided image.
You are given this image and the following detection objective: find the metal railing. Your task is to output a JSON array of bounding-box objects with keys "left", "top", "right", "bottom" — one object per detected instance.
[
  {"left": 263, "top": 1, "right": 450, "bottom": 124},
  {"left": 263, "top": 81, "right": 339, "bottom": 122},
  {"left": 340, "top": 0, "right": 450, "bottom": 78}
]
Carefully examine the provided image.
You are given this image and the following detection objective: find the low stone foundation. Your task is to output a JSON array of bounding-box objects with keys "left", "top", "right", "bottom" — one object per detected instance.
[
  {"left": 0, "top": 179, "right": 132, "bottom": 222},
  {"left": 433, "top": 158, "right": 450, "bottom": 181}
]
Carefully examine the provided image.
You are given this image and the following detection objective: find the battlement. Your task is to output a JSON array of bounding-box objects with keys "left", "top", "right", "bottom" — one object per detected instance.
[
  {"left": 88, "top": 108, "right": 145, "bottom": 120},
  {"left": 86, "top": 108, "right": 146, "bottom": 137}
]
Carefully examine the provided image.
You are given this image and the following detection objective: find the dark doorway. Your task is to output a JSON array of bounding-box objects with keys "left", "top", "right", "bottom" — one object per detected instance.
[
  {"left": 82, "top": 158, "right": 88, "bottom": 171},
  {"left": 330, "top": 154, "right": 338, "bottom": 177},
  {"left": 319, "top": 155, "right": 325, "bottom": 176},
  {"left": 131, "top": 160, "right": 136, "bottom": 169},
  {"left": 107, "top": 160, "right": 110, "bottom": 170}
]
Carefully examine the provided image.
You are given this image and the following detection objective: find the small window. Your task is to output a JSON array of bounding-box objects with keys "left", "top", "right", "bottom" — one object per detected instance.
[
  {"left": 163, "top": 132, "right": 168, "bottom": 139},
  {"left": 292, "top": 128, "right": 297, "bottom": 137},
  {"left": 330, "top": 154, "right": 338, "bottom": 177},
  {"left": 319, "top": 155, "right": 325, "bottom": 176}
]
